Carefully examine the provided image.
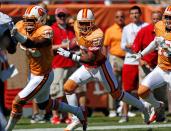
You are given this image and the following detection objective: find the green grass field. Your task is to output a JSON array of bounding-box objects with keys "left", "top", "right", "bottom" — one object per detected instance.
[{"left": 13, "top": 112, "right": 171, "bottom": 131}]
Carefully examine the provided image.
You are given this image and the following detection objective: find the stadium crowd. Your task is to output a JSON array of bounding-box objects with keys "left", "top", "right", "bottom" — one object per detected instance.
[{"left": 1, "top": 0, "right": 171, "bottom": 131}]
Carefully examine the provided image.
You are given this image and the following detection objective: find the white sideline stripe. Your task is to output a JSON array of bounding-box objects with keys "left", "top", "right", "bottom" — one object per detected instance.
[{"left": 14, "top": 124, "right": 171, "bottom": 131}]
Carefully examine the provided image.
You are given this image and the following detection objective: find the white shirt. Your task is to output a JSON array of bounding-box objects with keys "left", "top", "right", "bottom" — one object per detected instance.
[{"left": 121, "top": 22, "right": 148, "bottom": 65}]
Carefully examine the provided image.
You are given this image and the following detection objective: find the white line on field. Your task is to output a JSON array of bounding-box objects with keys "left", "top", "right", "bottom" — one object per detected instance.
[{"left": 13, "top": 123, "right": 171, "bottom": 131}]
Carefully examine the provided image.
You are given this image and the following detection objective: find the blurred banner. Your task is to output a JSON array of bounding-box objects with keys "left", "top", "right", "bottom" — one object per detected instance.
[{"left": 0, "top": 4, "right": 162, "bottom": 31}]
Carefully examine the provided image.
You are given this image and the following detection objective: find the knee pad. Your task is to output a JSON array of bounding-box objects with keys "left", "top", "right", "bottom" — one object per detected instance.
[
  {"left": 138, "top": 85, "right": 150, "bottom": 98},
  {"left": 64, "top": 79, "right": 78, "bottom": 94},
  {"left": 37, "top": 99, "right": 49, "bottom": 110},
  {"left": 12, "top": 96, "right": 26, "bottom": 114},
  {"left": 110, "top": 89, "right": 123, "bottom": 100}
]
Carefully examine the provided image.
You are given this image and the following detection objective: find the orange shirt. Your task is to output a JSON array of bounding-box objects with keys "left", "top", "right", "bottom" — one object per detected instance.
[
  {"left": 16, "top": 21, "right": 53, "bottom": 75},
  {"left": 104, "top": 23, "right": 125, "bottom": 57},
  {"left": 155, "top": 20, "right": 171, "bottom": 71}
]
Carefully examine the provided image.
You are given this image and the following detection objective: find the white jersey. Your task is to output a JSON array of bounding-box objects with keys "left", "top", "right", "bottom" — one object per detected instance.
[{"left": 121, "top": 22, "right": 148, "bottom": 65}]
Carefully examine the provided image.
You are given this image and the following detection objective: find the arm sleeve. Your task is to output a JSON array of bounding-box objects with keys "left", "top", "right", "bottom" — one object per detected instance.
[
  {"left": 121, "top": 27, "right": 130, "bottom": 52},
  {"left": 132, "top": 29, "right": 144, "bottom": 53},
  {"left": 21, "top": 38, "right": 51, "bottom": 48},
  {"left": 141, "top": 38, "right": 158, "bottom": 56}
]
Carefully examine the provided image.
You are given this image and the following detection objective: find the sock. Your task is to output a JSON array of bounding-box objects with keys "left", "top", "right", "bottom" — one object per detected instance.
[
  {"left": 0, "top": 108, "right": 7, "bottom": 130},
  {"left": 122, "top": 92, "right": 144, "bottom": 111},
  {"left": 140, "top": 98, "right": 151, "bottom": 108},
  {"left": 66, "top": 93, "right": 79, "bottom": 121},
  {"left": 58, "top": 102, "right": 84, "bottom": 121},
  {"left": 5, "top": 112, "right": 22, "bottom": 131},
  {"left": 143, "top": 92, "right": 160, "bottom": 109},
  {"left": 66, "top": 93, "right": 78, "bottom": 106}
]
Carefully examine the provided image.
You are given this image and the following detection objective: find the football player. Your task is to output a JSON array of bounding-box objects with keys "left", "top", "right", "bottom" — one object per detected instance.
[
  {"left": 0, "top": 12, "right": 17, "bottom": 131},
  {"left": 131, "top": 5, "right": 171, "bottom": 124},
  {"left": 57, "top": 8, "right": 150, "bottom": 131},
  {"left": 5, "top": 5, "right": 86, "bottom": 131}
]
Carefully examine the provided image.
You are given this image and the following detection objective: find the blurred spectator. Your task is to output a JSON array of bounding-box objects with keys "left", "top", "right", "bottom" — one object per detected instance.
[
  {"left": 66, "top": 16, "right": 75, "bottom": 29},
  {"left": 120, "top": 5, "right": 148, "bottom": 123},
  {"left": 103, "top": 10, "right": 126, "bottom": 118},
  {"left": 104, "top": 0, "right": 112, "bottom": 5},
  {"left": 132, "top": 10, "right": 167, "bottom": 122},
  {"left": 50, "top": 8, "right": 76, "bottom": 125}
]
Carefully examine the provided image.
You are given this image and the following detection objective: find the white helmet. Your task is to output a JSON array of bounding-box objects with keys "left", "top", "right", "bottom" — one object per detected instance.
[
  {"left": 164, "top": 5, "right": 171, "bottom": 16},
  {"left": 77, "top": 9, "right": 95, "bottom": 34},
  {"left": 163, "top": 6, "right": 171, "bottom": 30},
  {"left": 23, "top": 5, "right": 47, "bottom": 32}
]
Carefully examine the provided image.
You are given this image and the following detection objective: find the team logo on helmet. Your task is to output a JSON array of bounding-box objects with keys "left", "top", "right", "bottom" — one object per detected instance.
[
  {"left": 164, "top": 6, "right": 171, "bottom": 16},
  {"left": 23, "top": 5, "right": 47, "bottom": 33}
]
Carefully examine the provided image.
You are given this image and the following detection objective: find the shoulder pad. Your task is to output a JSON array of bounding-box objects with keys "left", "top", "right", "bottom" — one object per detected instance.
[
  {"left": 35, "top": 25, "right": 53, "bottom": 39},
  {"left": 15, "top": 20, "right": 24, "bottom": 30},
  {"left": 154, "top": 20, "right": 165, "bottom": 37},
  {"left": 86, "top": 28, "right": 104, "bottom": 47}
]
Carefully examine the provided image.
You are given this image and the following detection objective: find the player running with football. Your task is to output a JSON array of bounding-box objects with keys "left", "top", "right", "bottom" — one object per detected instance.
[{"left": 57, "top": 8, "right": 150, "bottom": 131}]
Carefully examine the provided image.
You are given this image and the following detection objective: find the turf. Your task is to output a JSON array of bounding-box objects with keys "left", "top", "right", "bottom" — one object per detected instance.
[{"left": 14, "top": 112, "right": 171, "bottom": 131}]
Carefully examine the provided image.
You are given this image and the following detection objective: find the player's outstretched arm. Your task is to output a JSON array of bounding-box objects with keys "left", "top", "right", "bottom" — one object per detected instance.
[
  {"left": 57, "top": 47, "right": 96, "bottom": 63},
  {"left": 11, "top": 26, "right": 51, "bottom": 48},
  {"left": 131, "top": 38, "right": 159, "bottom": 61}
]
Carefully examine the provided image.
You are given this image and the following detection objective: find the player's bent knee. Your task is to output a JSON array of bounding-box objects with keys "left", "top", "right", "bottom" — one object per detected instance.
[
  {"left": 138, "top": 85, "right": 150, "bottom": 98},
  {"left": 64, "top": 79, "right": 78, "bottom": 94},
  {"left": 37, "top": 99, "right": 49, "bottom": 110},
  {"left": 12, "top": 95, "right": 26, "bottom": 113},
  {"left": 110, "top": 89, "right": 123, "bottom": 100}
]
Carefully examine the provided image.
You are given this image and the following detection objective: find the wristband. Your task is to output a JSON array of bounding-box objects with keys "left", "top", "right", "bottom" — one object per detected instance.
[
  {"left": 71, "top": 54, "right": 81, "bottom": 62},
  {"left": 15, "top": 32, "right": 27, "bottom": 43}
]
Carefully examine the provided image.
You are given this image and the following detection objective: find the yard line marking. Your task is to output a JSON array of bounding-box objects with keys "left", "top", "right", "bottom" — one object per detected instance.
[{"left": 14, "top": 123, "right": 171, "bottom": 131}]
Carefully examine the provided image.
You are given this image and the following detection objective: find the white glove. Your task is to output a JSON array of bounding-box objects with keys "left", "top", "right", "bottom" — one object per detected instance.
[
  {"left": 57, "top": 47, "right": 80, "bottom": 62},
  {"left": 155, "top": 36, "right": 165, "bottom": 44},
  {"left": 10, "top": 26, "right": 27, "bottom": 43},
  {"left": 57, "top": 47, "right": 71, "bottom": 57}
]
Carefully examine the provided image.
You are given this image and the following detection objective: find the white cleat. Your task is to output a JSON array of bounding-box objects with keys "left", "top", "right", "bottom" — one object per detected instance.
[
  {"left": 64, "top": 119, "right": 81, "bottom": 131},
  {"left": 65, "top": 106, "right": 88, "bottom": 131},
  {"left": 148, "top": 101, "right": 164, "bottom": 124},
  {"left": 108, "top": 111, "right": 117, "bottom": 118},
  {"left": 128, "top": 111, "right": 136, "bottom": 117}
]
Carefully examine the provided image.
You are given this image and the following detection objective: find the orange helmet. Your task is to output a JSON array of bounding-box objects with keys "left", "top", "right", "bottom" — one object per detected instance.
[
  {"left": 77, "top": 9, "right": 95, "bottom": 34},
  {"left": 23, "top": 5, "right": 47, "bottom": 32}
]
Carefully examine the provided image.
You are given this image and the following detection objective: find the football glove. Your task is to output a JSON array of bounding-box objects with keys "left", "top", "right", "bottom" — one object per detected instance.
[{"left": 57, "top": 48, "right": 80, "bottom": 62}]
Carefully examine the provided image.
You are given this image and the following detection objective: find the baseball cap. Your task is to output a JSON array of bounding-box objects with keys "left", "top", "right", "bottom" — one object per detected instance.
[{"left": 55, "top": 8, "right": 69, "bottom": 15}]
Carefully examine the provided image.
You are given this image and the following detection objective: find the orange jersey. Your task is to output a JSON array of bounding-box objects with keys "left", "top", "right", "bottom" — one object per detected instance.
[
  {"left": 16, "top": 21, "right": 53, "bottom": 75},
  {"left": 155, "top": 20, "right": 171, "bottom": 71},
  {"left": 74, "top": 21, "right": 106, "bottom": 67}
]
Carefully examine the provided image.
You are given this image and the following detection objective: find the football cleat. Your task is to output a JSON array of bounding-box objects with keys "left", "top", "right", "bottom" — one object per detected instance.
[
  {"left": 148, "top": 101, "right": 164, "bottom": 124},
  {"left": 64, "top": 119, "right": 81, "bottom": 131}
]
